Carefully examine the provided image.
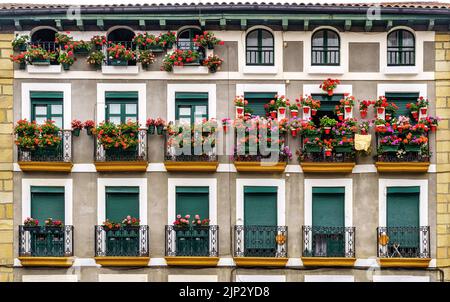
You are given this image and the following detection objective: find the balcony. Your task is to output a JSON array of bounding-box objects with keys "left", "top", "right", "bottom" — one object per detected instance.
[
  {"left": 233, "top": 225, "right": 288, "bottom": 267},
  {"left": 94, "top": 225, "right": 150, "bottom": 266},
  {"left": 301, "top": 226, "right": 356, "bottom": 267},
  {"left": 18, "top": 225, "right": 74, "bottom": 267},
  {"left": 164, "top": 225, "right": 219, "bottom": 266},
  {"left": 18, "top": 130, "right": 73, "bottom": 172},
  {"left": 94, "top": 129, "right": 148, "bottom": 172},
  {"left": 377, "top": 226, "right": 431, "bottom": 268}
]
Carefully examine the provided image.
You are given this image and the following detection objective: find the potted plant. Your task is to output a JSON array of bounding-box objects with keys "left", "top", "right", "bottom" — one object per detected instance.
[
  {"left": 10, "top": 52, "right": 28, "bottom": 69},
  {"left": 289, "top": 118, "right": 301, "bottom": 137},
  {"left": 290, "top": 101, "right": 299, "bottom": 118},
  {"left": 23, "top": 217, "right": 39, "bottom": 231},
  {"left": 320, "top": 78, "right": 340, "bottom": 96},
  {"left": 133, "top": 33, "right": 163, "bottom": 52},
  {"left": 27, "top": 46, "right": 56, "bottom": 65},
  {"left": 83, "top": 120, "right": 95, "bottom": 135},
  {"left": 417, "top": 96, "right": 429, "bottom": 115},
  {"left": 14, "top": 119, "right": 39, "bottom": 151},
  {"left": 234, "top": 96, "right": 246, "bottom": 117},
  {"left": 94, "top": 121, "right": 140, "bottom": 159},
  {"left": 58, "top": 50, "right": 75, "bottom": 70},
  {"left": 333, "top": 104, "right": 344, "bottom": 121},
  {"left": 146, "top": 118, "right": 155, "bottom": 135},
  {"left": 333, "top": 136, "right": 354, "bottom": 153},
  {"left": 374, "top": 96, "right": 389, "bottom": 116},
  {"left": 12, "top": 34, "right": 29, "bottom": 51},
  {"left": 87, "top": 50, "right": 105, "bottom": 68},
  {"left": 107, "top": 43, "right": 136, "bottom": 66},
  {"left": 275, "top": 95, "right": 288, "bottom": 116},
  {"left": 385, "top": 102, "right": 398, "bottom": 121},
  {"left": 173, "top": 214, "right": 190, "bottom": 228},
  {"left": 90, "top": 35, "right": 107, "bottom": 50},
  {"left": 161, "top": 49, "right": 200, "bottom": 71},
  {"left": 303, "top": 136, "right": 322, "bottom": 153},
  {"left": 323, "top": 139, "right": 333, "bottom": 156},
  {"left": 222, "top": 118, "right": 231, "bottom": 133},
  {"left": 379, "top": 134, "right": 401, "bottom": 152},
  {"left": 320, "top": 116, "right": 337, "bottom": 135},
  {"left": 426, "top": 116, "right": 440, "bottom": 132},
  {"left": 155, "top": 117, "right": 166, "bottom": 135},
  {"left": 159, "top": 31, "right": 177, "bottom": 49},
  {"left": 35, "top": 121, "right": 62, "bottom": 157},
  {"left": 340, "top": 95, "right": 355, "bottom": 114},
  {"left": 406, "top": 102, "right": 419, "bottom": 120},
  {"left": 404, "top": 133, "right": 428, "bottom": 152},
  {"left": 358, "top": 121, "right": 372, "bottom": 135},
  {"left": 102, "top": 219, "right": 121, "bottom": 231},
  {"left": 300, "top": 95, "right": 313, "bottom": 115},
  {"left": 44, "top": 218, "right": 63, "bottom": 228},
  {"left": 121, "top": 215, "right": 140, "bottom": 230},
  {"left": 55, "top": 33, "right": 73, "bottom": 47},
  {"left": 138, "top": 49, "right": 156, "bottom": 70},
  {"left": 69, "top": 40, "right": 92, "bottom": 55},
  {"left": 301, "top": 121, "right": 320, "bottom": 140},
  {"left": 359, "top": 99, "right": 374, "bottom": 119},
  {"left": 193, "top": 31, "right": 224, "bottom": 49},
  {"left": 311, "top": 98, "right": 321, "bottom": 116},
  {"left": 71, "top": 120, "right": 83, "bottom": 136},
  {"left": 202, "top": 54, "right": 223, "bottom": 73}
]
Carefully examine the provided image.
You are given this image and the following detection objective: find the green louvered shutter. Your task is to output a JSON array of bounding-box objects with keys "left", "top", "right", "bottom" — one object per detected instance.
[
  {"left": 105, "top": 187, "right": 140, "bottom": 222},
  {"left": 244, "top": 186, "right": 277, "bottom": 226},
  {"left": 175, "top": 187, "right": 209, "bottom": 220},
  {"left": 175, "top": 92, "right": 209, "bottom": 125},
  {"left": 385, "top": 92, "right": 420, "bottom": 118},
  {"left": 244, "top": 92, "right": 276, "bottom": 117},
  {"left": 30, "top": 186, "right": 65, "bottom": 224}
]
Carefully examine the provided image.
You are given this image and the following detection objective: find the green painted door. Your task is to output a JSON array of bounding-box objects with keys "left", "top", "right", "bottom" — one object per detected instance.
[
  {"left": 244, "top": 92, "right": 276, "bottom": 117},
  {"left": 105, "top": 91, "right": 138, "bottom": 124},
  {"left": 311, "top": 94, "right": 344, "bottom": 126},
  {"left": 30, "top": 91, "right": 64, "bottom": 128},
  {"left": 387, "top": 186, "right": 420, "bottom": 255},
  {"left": 244, "top": 186, "right": 277, "bottom": 256},
  {"left": 105, "top": 187, "right": 140, "bottom": 222},
  {"left": 312, "top": 187, "right": 345, "bottom": 257},
  {"left": 175, "top": 187, "right": 209, "bottom": 256},
  {"left": 30, "top": 186, "right": 65, "bottom": 224},
  {"left": 385, "top": 92, "right": 420, "bottom": 118}
]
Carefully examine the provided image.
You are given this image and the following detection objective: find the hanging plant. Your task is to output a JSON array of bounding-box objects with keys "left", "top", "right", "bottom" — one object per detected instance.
[
  {"left": 193, "top": 31, "right": 224, "bottom": 49},
  {"left": 138, "top": 49, "right": 156, "bottom": 69},
  {"left": 202, "top": 54, "right": 223, "bottom": 73},
  {"left": 87, "top": 50, "right": 105, "bottom": 67},
  {"left": 12, "top": 34, "right": 29, "bottom": 51},
  {"left": 57, "top": 50, "right": 76, "bottom": 70},
  {"left": 161, "top": 49, "right": 200, "bottom": 71},
  {"left": 320, "top": 78, "right": 340, "bottom": 96}
]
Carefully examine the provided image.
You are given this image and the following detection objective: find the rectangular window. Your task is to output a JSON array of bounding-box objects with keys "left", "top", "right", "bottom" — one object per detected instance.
[
  {"left": 30, "top": 186, "right": 65, "bottom": 223},
  {"left": 105, "top": 186, "right": 140, "bottom": 222},
  {"left": 175, "top": 186, "right": 209, "bottom": 219},
  {"left": 385, "top": 92, "right": 419, "bottom": 118},
  {"left": 175, "top": 92, "right": 209, "bottom": 125},
  {"left": 30, "top": 91, "right": 64, "bottom": 128},
  {"left": 311, "top": 94, "right": 344, "bottom": 125},
  {"left": 105, "top": 92, "right": 138, "bottom": 124},
  {"left": 244, "top": 92, "right": 276, "bottom": 117}
]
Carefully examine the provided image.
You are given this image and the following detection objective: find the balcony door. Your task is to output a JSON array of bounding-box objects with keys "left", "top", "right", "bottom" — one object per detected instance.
[
  {"left": 243, "top": 186, "right": 277, "bottom": 256},
  {"left": 311, "top": 187, "right": 345, "bottom": 257},
  {"left": 105, "top": 91, "right": 138, "bottom": 124},
  {"left": 244, "top": 92, "right": 276, "bottom": 117},
  {"left": 175, "top": 186, "right": 210, "bottom": 256}
]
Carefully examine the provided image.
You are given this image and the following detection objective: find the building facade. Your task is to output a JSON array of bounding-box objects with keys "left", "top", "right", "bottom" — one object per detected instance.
[{"left": 0, "top": 2, "right": 449, "bottom": 282}]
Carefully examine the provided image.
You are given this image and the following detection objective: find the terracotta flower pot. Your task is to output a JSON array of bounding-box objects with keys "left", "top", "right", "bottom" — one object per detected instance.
[
  {"left": 420, "top": 107, "right": 427, "bottom": 115},
  {"left": 325, "top": 149, "right": 332, "bottom": 156},
  {"left": 303, "top": 106, "right": 310, "bottom": 114},
  {"left": 411, "top": 111, "right": 418, "bottom": 119},
  {"left": 278, "top": 107, "right": 286, "bottom": 115},
  {"left": 431, "top": 125, "right": 437, "bottom": 132},
  {"left": 291, "top": 110, "right": 298, "bottom": 118},
  {"left": 312, "top": 109, "right": 317, "bottom": 116},
  {"left": 377, "top": 107, "right": 385, "bottom": 114},
  {"left": 291, "top": 129, "right": 297, "bottom": 137},
  {"left": 361, "top": 129, "right": 367, "bottom": 135},
  {"left": 360, "top": 110, "right": 367, "bottom": 119},
  {"left": 270, "top": 111, "right": 277, "bottom": 119},
  {"left": 327, "top": 90, "right": 333, "bottom": 96},
  {"left": 324, "top": 127, "right": 331, "bottom": 134},
  {"left": 236, "top": 106, "right": 244, "bottom": 115},
  {"left": 345, "top": 106, "right": 352, "bottom": 113},
  {"left": 337, "top": 114, "right": 344, "bottom": 121},
  {"left": 223, "top": 125, "right": 228, "bottom": 133},
  {"left": 385, "top": 113, "right": 391, "bottom": 121}
]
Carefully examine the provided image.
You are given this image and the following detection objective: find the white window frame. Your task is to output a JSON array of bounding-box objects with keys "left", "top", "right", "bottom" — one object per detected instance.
[
  {"left": 96, "top": 83, "right": 146, "bottom": 125},
  {"left": 21, "top": 83, "right": 72, "bottom": 130},
  {"left": 236, "top": 178, "right": 285, "bottom": 226},
  {"left": 167, "top": 84, "right": 216, "bottom": 122},
  {"left": 236, "top": 83, "right": 286, "bottom": 98},
  {"left": 97, "top": 178, "right": 148, "bottom": 225},
  {"left": 22, "top": 178, "right": 73, "bottom": 225},
  {"left": 378, "top": 179, "right": 428, "bottom": 227},
  {"left": 167, "top": 178, "right": 217, "bottom": 225},
  {"left": 302, "top": 84, "right": 353, "bottom": 96},
  {"left": 304, "top": 178, "right": 353, "bottom": 227}
]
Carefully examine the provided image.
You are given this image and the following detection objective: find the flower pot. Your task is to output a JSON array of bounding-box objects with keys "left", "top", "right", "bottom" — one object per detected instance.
[
  {"left": 377, "top": 107, "right": 385, "bottom": 114},
  {"left": 431, "top": 125, "right": 437, "bottom": 132},
  {"left": 245, "top": 113, "right": 251, "bottom": 118},
  {"left": 381, "top": 144, "right": 399, "bottom": 153},
  {"left": 165, "top": 42, "right": 174, "bottom": 49},
  {"left": 311, "top": 109, "right": 317, "bottom": 116},
  {"left": 149, "top": 45, "right": 164, "bottom": 53},
  {"left": 420, "top": 107, "right": 427, "bottom": 115},
  {"left": 411, "top": 111, "right": 418, "bottom": 119},
  {"left": 62, "top": 63, "right": 70, "bottom": 70},
  {"left": 278, "top": 107, "right": 286, "bottom": 115},
  {"left": 405, "top": 144, "right": 421, "bottom": 152},
  {"left": 334, "top": 145, "right": 352, "bottom": 153},
  {"left": 31, "top": 59, "right": 50, "bottom": 66},
  {"left": 110, "top": 59, "right": 128, "bottom": 66},
  {"left": 207, "top": 42, "right": 215, "bottom": 50},
  {"left": 72, "top": 128, "right": 81, "bottom": 137},
  {"left": 17, "top": 44, "right": 27, "bottom": 52},
  {"left": 337, "top": 114, "right": 344, "bottom": 121},
  {"left": 156, "top": 125, "right": 165, "bottom": 135},
  {"left": 344, "top": 106, "right": 352, "bottom": 113},
  {"left": 19, "top": 62, "right": 26, "bottom": 70},
  {"left": 303, "top": 106, "right": 310, "bottom": 114},
  {"left": 86, "top": 127, "right": 93, "bottom": 136},
  {"left": 209, "top": 65, "right": 218, "bottom": 73},
  {"left": 375, "top": 125, "right": 386, "bottom": 132},
  {"left": 290, "top": 110, "right": 298, "bottom": 118},
  {"left": 385, "top": 113, "right": 391, "bottom": 121},
  {"left": 360, "top": 110, "right": 367, "bottom": 119},
  {"left": 147, "top": 125, "right": 155, "bottom": 135},
  {"left": 305, "top": 144, "right": 321, "bottom": 153},
  {"left": 327, "top": 90, "right": 333, "bottom": 96},
  {"left": 324, "top": 127, "right": 331, "bottom": 134},
  {"left": 291, "top": 129, "right": 298, "bottom": 137},
  {"left": 236, "top": 106, "right": 244, "bottom": 115},
  {"left": 223, "top": 125, "right": 228, "bottom": 133},
  {"left": 360, "top": 129, "right": 367, "bottom": 135},
  {"left": 325, "top": 149, "right": 332, "bottom": 156},
  {"left": 270, "top": 111, "right": 277, "bottom": 119}
]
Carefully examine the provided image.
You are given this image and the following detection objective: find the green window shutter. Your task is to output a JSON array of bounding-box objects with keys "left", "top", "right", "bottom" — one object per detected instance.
[
  {"left": 312, "top": 188, "right": 345, "bottom": 227},
  {"left": 244, "top": 186, "right": 277, "bottom": 194},
  {"left": 31, "top": 187, "right": 65, "bottom": 224},
  {"left": 105, "top": 93, "right": 138, "bottom": 124},
  {"left": 175, "top": 93, "right": 209, "bottom": 124},
  {"left": 311, "top": 94, "right": 344, "bottom": 111},
  {"left": 244, "top": 92, "right": 276, "bottom": 117},
  {"left": 31, "top": 92, "right": 64, "bottom": 128},
  {"left": 175, "top": 187, "right": 209, "bottom": 220},
  {"left": 105, "top": 188, "right": 140, "bottom": 222},
  {"left": 30, "top": 92, "right": 64, "bottom": 99},
  {"left": 105, "top": 92, "right": 138, "bottom": 99},
  {"left": 387, "top": 189, "right": 420, "bottom": 228},
  {"left": 244, "top": 190, "right": 277, "bottom": 226},
  {"left": 385, "top": 92, "right": 419, "bottom": 118}
]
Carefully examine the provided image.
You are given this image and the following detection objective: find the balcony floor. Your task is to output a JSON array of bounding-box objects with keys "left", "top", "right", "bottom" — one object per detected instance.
[
  {"left": 94, "top": 256, "right": 150, "bottom": 267},
  {"left": 18, "top": 256, "right": 74, "bottom": 267},
  {"left": 18, "top": 161, "right": 73, "bottom": 172},
  {"left": 301, "top": 257, "right": 356, "bottom": 267},
  {"left": 165, "top": 256, "right": 220, "bottom": 266}
]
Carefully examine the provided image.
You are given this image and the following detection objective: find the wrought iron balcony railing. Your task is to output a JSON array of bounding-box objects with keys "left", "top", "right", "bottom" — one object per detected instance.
[
  {"left": 302, "top": 225, "right": 355, "bottom": 258},
  {"left": 19, "top": 225, "right": 73, "bottom": 257},
  {"left": 27, "top": 41, "right": 59, "bottom": 52},
  {"left": 18, "top": 130, "right": 72, "bottom": 163},
  {"left": 164, "top": 133, "right": 218, "bottom": 162},
  {"left": 102, "top": 41, "right": 137, "bottom": 66},
  {"left": 376, "top": 133, "right": 430, "bottom": 163},
  {"left": 387, "top": 48, "right": 415, "bottom": 66},
  {"left": 165, "top": 225, "right": 219, "bottom": 257},
  {"left": 94, "top": 129, "right": 147, "bottom": 162},
  {"left": 246, "top": 46, "right": 274, "bottom": 66},
  {"left": 377, "top": 226, "right": 430, "bottom": 258},
  {"left": 95, "top": 225, "right": 149, "bottom": 257},
  {"left": 234, "top": 225, "right": 288, "bottom": 258},
  {"left": 311, "top": 47, "right": 340, "bottom": 66}
]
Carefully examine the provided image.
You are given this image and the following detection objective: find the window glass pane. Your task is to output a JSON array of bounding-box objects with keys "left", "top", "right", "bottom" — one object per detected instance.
[
  {"left": 125, "top": 103, "right": 137, "bottom": 115},
  {"left": 179, "top": 117, "right": 191, "bottom": 125},
  {"left": 312, "top": 31, "right": 324, "bottom": 46},
  {"left": 327, "top": 31, "right": 339, "bottom": 47},
  {"left": 261, "top": 30, "right": 273, "bottom": 46},
  {"left": 109, "top": 116, "right": 121, "bottom": 124},
  {"left": 35, "top": 117, "right": 46, "bottom": 125},
  {"left": 402, "top": 31, "right": 414, "bottom": 47},
  {"left": 109, "top": 104, "right": 121, "bottom": 115},
  {"left": 246, "top": 30, "right": 258, "bottom": 46},
  {"left": 52, "top": 117, "right": 63, "bottom": 128},
  {"left": 388, "top": 32, "right": 398, "bottom": 47},
  {"left": 195, "top": 106, "right": 207, "bottom": 116},
  {"left": 35, "top": 106, "right": 47, "bottom": 115},
  {"left": 179, "top": 107, "right": 191, "bottom": 116},
  {"left": 51, "top": 104, "right": 62, "bottom": 115}
]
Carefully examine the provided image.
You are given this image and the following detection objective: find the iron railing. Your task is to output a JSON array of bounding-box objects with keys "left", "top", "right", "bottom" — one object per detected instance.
[
  {"left": 164, "top": 132, "right": 218, "bottom": 162},
  {"left": 300, "top": 134, "right": 355, "bottom": 163},
  {"left": 387, "top": 48, "right": 415, "bottom": 66},
  {"left": 377, "top": 226, "right": 430, "bottom": 258},
  {"left": 311, "top": 47, "right": 340, "bottom": 65},
  {"left": 95, "top": 129, "right": 147, "bottom": 162},
  {"left": 302, "top": 225, "right": 355, "bottom": 258},
  {"left": 165, "top": 225, "right": 219, "bottom": 257},
  {"left": 19, "top": 225, "right": 73, "bottom": 257},
  {"left": 234, "top": 225, "right": 288, "bottom": 258},
  {"left": 103, "top": 41, "right": 137, "bottom": 66},
  {"left": 27, "top": 41, "right": 59, "bottom": 52},
  {"left": 246, "top": 46, "right": 274, "bottom": 65},
  {"left": 95, "top": 225, "right": 149, "bottom": 257},
  {"left": 18, "top": 130, "right": 72, "bottom": 162},
  {"left": 376, "top": 132, "right": 430, "bottom": 162}
]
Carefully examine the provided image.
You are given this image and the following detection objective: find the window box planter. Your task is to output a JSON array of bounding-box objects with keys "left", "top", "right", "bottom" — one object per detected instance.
[
  {"left": 405, "top": 144, "right": 421, "bottom": 152},
  {"left": 164, "top": 161, "right": 219, "bottom": 172},
  {"left": 149, "top": 45, "right": 164, "bottom": 53},
  {"left": 305, "top": 144, "right": 321, "bottom": 153},
  {"left": 234, "top": 161, "right": 287, "bottom": 173},
  {"left": 375, "top": 162, "right": 430, "bottom": 173},
  {"left": 19, "top": 62, "right": 26, "bottom": 70},
  {"left": 381, "top": 145, "right": 399, "bottom": 153},
  {"left": 300, "top": 162, "right": 355, "bottom": 173},
  {"left": 109, "top": 59, "right": 128, "bottom": 66},
  {"left": 30, "top": 59, "right": 51, "bottom": 66},
  {"left": 334, "top": 145, "right": 352, "bottom": 153},
  {"left": 105, "top": 147, "right": 139, "bottom": 161}
]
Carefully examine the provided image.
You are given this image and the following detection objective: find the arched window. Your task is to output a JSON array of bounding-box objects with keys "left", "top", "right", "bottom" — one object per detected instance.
[
  {"left": 177, "top": 28, "right": 203, "bottom": 51},
  {"left": 31, "top": 28, "right": 57, "bottom": 52},
  {"left": 246, "top": 29, "right": 274, "bottom": 65},
  {"left": 311, "top": 29, "right": 340, "bottom": 66},
  {"left": 107, "top": 28, "right": 135, "bottom": 49},
  {"left": 387, "top": 29, "right": 415, "bottom": 66}
]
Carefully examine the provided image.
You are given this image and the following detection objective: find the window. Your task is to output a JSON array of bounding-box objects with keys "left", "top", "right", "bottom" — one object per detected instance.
[
  {"left": 177, "top": 28, "right": 203, "bottom": 51},
  {"left": 105, "top": 92, "right": 138, "bottom": 124},
  {"left": 385, "top": 92, "right": 419, "bottom": 117},
  {"left": 311, "top": 29, "right": 340, "bottom": 66},
  {"left": 387, "top": 29, "right": 415, "bottom": 66},
  {"left": 31, "top": 186, "right": 65, "bottom": 224},
  {"left": 244, "top": 92, "right": 276, "bottom": 117},
  {"left": 105, "top": 186, "right": 140, "bottom": 222},
  {"left": 30, "top": 91, "right": 63, "bottom": 128},
  {"left": 107, "top": 28, "right": 135, "bottom": 46},
  {"left": 31, "top": 28, "right": 58, "bottom": 52},
  {"left": 311, "top": 94, "right": 344, "bottom": 124},
  {"left": 175, "top": 92, "right": 209, "bottom": 124},
  {"left": 246, "top": 29, "right": 274, "bottom": 66}
]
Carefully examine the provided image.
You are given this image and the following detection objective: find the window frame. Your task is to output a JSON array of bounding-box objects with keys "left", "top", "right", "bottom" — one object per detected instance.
[
  {"left": 177, "top": 28, "right": 203, "bottom": 52},
  {"left": 31, "top": 97, "right": 64, "bottom": 128},
  {"left": 387, "top": 29, "right": 416, "bottom": 66},
  {"left": 105, "top": 99, "right": 138, "bottom": 124},
  {"left": 245, "top": 29, "right": 275, "bottom": 66},
  {"left": 175, "top": 93, "right": 209, "bottom": 125},
  {"left": 311, "top": 29, "right": 341, "bottom": 66}
]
